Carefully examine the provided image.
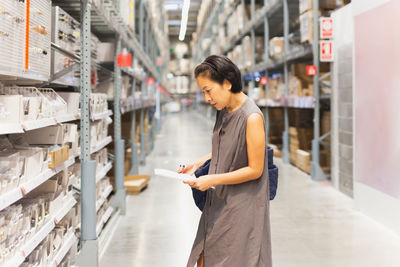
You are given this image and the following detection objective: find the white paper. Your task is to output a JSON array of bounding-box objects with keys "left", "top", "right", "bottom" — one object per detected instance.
[{"left": 154, "top": 169, "right": 195, "bottom": 181}]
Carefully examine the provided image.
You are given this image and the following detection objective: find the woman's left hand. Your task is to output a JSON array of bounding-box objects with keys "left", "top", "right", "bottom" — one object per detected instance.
[{"left": 183, "top": 175, "right": 216, "bottom": 191}]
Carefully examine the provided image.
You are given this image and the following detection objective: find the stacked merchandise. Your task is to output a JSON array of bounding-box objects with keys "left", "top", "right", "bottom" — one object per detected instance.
[
  {"left": 0, "top": 87, "right": 81, "bottom": 131},
  {"left": 95, "top": 176, "right": 113, "bottom": 236},
  {"left": 119, "top": 0, "right": 135, "bottom": 32},
  {"left": 51, "top": 7, "right": 80, "bottom": 87},
  {"left": 269, "top": 37, "right": 284, "bottom": 58},
  {"left": 267, "top": 108, "right": 285, "bottom": 158},
  {"left": 299, "top": 0, "right": 338, "bottom": 43},
  {"left": 288, "top": 108, "right": 314, "bottom": 173},
  {"left": 0, "top": 0, "right": 52, "bottom": 81},
  {"left": 289, "top": 127, "right": 313, "bottom": 173},
  {"left": 261, "top": 64, "right": 330, "bottom": 102},
  {"left": 320, "top": 111, "right": 331, "bottom": 173},
  {"left": 0, "top": 133, "right": 79, "bottom": 265},
  {"left": 290, "top": 63, "right": 331, "bottom": 97}
]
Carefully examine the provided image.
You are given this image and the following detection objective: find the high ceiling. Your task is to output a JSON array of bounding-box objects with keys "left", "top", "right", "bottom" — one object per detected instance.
[{"left": 165, "top": 0, "right": 202, "bottom": 42}]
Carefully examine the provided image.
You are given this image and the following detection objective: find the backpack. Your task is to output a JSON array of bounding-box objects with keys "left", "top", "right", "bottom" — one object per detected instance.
[{"left": 191, "top": 145, "right": 279, "bottom": 211}]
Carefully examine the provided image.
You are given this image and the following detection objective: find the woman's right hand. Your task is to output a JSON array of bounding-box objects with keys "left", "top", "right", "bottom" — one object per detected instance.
[{"left": 177, "top": 163, "right": 198, "bottom": 176}]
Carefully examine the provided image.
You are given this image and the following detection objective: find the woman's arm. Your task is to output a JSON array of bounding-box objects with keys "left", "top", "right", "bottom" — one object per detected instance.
[{"left": 184, "top": 113, "right": 265, "bottom": 191}]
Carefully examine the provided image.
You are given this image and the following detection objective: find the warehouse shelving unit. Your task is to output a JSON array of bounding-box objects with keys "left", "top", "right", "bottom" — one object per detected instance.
[
  {"left": 0, "top": 0, "right": 168, "bottom": 266},
  {"left": 193, "top": 0, "right": 333, "bottom": 180}
]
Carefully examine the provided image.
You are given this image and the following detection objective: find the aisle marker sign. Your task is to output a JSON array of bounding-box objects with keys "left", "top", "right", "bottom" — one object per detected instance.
[
  {"left": 117, "top": 54, "right": 132, "bottom": 67},
  {"left": 260, "top": 77, "right": 268, "bottom": 85},
  {"left": 156, "top": 57, "right": 163, "bottom": 66},
  {"left": 320, "top": 17, "right": 333, "bottom": 39},
  {"left": 147, "top": 77, "right": 155, "bottom": 85},
  {"left": 320, "top": 41, "right": 334, "bottom": 62},
  {"left": 306, "top": 65, "right": 317, "bottom": 76}
]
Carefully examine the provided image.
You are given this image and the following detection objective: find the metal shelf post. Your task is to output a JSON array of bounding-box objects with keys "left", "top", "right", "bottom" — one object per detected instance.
[
  {"left": 263, "top": 0, "right": 270, "bottom": 141},
  {"left": 311, "top": 0, "right": 327, "bottom": 180},
  {"left": 281, "top": 0, "right": 290, "bottom": 163},
  {"left": 77, "top": 1, "right": 98, "bottom": 265},
  {"left": 140, "top": 81, "right": 146, "bottom": 165},
  {"left": 139, "top": 0, "right": 144, "bottom": 47},
  {"left": 155, "top": 86, "right": 161, "bottom": 133},
  {"left": 113, "top": 36, "right": 126, "bottom": 214},
  {"left": 250, "top": 0, "right": 256, "bottom": 90},
  {"left": 129, "top": 57, "right": 139, "bottom": 175}
]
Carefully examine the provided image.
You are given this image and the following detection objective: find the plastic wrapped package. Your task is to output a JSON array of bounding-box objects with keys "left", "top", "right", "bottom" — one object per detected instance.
[
  {"left": 0, "top": 151, "right": 22, "bottom": 193},
  {"left": 39, "top": 88, "right": 68, "bottom": 117},
  {"left": 51, "top": 6, "right": 81, "bottom": 87}
]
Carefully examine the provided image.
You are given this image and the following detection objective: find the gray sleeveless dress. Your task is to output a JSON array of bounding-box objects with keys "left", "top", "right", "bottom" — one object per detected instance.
[{"left": 187, "top": 97, "right": 272, "bottom": 267}]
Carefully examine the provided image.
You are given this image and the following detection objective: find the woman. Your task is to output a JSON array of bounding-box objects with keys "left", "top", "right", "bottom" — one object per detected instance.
[{"left": 179, "top": 55, "right": 272, "bottom": 267}]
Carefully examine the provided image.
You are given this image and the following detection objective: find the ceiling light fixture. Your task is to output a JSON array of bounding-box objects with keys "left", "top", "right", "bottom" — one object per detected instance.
[{"left": 178, "top": 0, "right": 190, "bottom": 41}]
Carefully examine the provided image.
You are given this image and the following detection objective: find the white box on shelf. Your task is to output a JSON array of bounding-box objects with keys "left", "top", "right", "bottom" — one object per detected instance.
[
  {"left": 0, "top": 95, "right": 24, "bottom": 123},
  {"left": 18, "top": 148, "right": 45, "bottom": 179},
  {"left": 21, "top": 125, "right": 68, "bottom": 145},
  {"left": 57, "top": 93, "right": 80, "bottom": 115},
  {"left": 97, "top": 43, "right": 115, "bottom": 62}
]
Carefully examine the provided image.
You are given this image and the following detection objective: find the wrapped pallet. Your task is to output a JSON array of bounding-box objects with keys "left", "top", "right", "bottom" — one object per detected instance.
[
  {"left": 269, "top": 37, "right": 285, "bottom": 57},
  {"left": 299, "top": 0, "right": 338, "bottom": 15},
  {"left": 300, "top": 11, "right": 314, "bottom": 43},
  {"left": 243, "top": 36, "right": 253, "bottom": 68}
]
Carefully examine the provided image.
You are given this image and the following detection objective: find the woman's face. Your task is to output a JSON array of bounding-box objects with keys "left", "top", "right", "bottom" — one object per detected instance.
[{"left": 197, "top": 74, "right": 232, "bottom": 110}]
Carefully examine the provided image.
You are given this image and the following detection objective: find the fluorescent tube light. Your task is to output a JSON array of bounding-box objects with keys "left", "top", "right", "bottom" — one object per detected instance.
[{"left": 179, "top": 0, "right": 190, "bottom": 41}]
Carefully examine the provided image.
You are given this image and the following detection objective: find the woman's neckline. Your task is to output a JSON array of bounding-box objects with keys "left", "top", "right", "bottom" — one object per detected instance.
[{"left": 224, "top": 96, "right": 249, "bottom": 115}]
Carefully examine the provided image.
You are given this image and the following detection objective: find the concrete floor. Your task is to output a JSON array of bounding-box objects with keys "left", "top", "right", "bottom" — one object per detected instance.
[{"left": 101, "top": 110, "right": 400, "bottom": 267}]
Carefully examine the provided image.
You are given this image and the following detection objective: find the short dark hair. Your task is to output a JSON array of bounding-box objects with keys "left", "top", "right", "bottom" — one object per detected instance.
[{"left": 194, "top": 55, "right": 242, "bottom": 93}]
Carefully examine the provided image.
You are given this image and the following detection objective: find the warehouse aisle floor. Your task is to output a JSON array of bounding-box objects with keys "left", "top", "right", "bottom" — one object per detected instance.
[{"left": 100, "top": 109, "right": 400, "bottom": 267}]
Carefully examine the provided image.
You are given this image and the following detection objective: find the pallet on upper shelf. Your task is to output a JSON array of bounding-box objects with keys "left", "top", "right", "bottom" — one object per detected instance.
[
  {"left": 242, "top": 44, "right": 313, "bottom": 75},
  {"left": 255, "top": 96, "right": 318, "bottom": 109},
  {"left": 222, "top": 0, "right": 283, "bottom": 55},
  {"left": 0, "top": 113, "right": 81, "bottom": 135}
]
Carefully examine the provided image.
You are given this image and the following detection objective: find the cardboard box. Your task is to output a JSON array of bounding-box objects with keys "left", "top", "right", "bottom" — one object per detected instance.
[
  {"left": 124, "top": 174, "right": 150, "bottom": 194},
  {"left": 0, "top": 95, "right": 23, "bottom": 123},
  {"left": 289, "top": 127, "right": 298, "bottom": 136},
  {"left": 300, "top": 11, "right": 314, "bottom": 43},
  {"left": 299, "top": 0, "right": 338, "bottom": 14},
  {"left": 289, "top": 109, "right": 314, "bottom": 128},
  {"left": 320, "top": 148, "right": 331, "bottom": 171},
  {"left": 58, "top": 92, "right": 80, "bottom": 115},
  {"left": 296, "top": 149, "right": 311, "bottom": 174},
  {"left": 321, "top": 111, "right": 331, "bottom": 143},
  {"left": 289, "top": 76, "right": 303, "bottom": 97},
  {"left": 269, "top": 37, "right": 284, "bottom": 57},
  {"left": 244, "top": 36, "right": 252, "bottom": 68},
  {"left": 18, "top": 148, "right": 44, "bottom": 178},
  {"left": 23, "top": 125, "right": 69, "bottom": 145},
  {"left": 269, "top": 145, "right": 282, "bottom": 158},
  {"left": 255, "top": 37, "right": 265, "bottom": 62}
]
